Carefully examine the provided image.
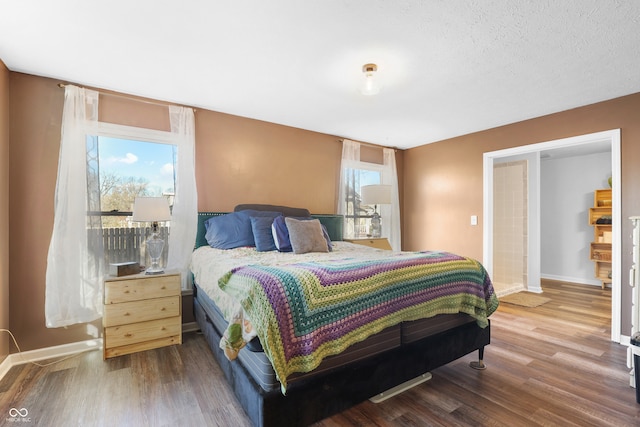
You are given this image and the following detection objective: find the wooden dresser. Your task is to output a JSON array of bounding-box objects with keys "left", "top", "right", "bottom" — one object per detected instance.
[
  {"left": 344, "top": 238, "right": 392, "bottom": 250},
  {"left": 103, "top": 271, "right": 182, "bottom": 359}
]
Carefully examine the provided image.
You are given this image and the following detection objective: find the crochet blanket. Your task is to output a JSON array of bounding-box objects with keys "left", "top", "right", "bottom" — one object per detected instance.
[{"left": 218, "top": 251, "right": 499, "bottom": 392}]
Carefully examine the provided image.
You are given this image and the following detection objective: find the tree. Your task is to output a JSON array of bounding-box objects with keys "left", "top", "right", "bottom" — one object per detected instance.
[{"left": 100, "top": 171, "right": 151, "bottom": 228}]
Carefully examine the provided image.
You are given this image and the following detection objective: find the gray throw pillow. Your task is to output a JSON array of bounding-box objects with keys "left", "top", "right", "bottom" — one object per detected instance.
[{"left": 284, "top": 218, "right": 329, "bottom": 254}]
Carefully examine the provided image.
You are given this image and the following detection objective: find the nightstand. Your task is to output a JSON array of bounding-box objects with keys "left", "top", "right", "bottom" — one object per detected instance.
[
  {"left": 103, "top": 271, "right": 182, "bottom": 359},
  {"left": 344, "top": 238, "right": 392, "bottom": 250}
]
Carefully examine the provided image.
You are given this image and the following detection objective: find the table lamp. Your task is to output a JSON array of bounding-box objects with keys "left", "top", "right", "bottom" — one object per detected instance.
[
  {"left": 132, "top": 197, "right": 171, "bottom": 274},
  {"left": 361, "top": 184, "right": 391, "bottom": 238}
]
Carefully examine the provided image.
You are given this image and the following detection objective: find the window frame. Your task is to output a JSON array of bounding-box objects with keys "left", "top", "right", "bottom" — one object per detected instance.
[
  {"left": 89, "top": 122, "right": 177, "bottom": 217},
  {"left": 87, "top": 122, "right": 179, "bottom": 267}
]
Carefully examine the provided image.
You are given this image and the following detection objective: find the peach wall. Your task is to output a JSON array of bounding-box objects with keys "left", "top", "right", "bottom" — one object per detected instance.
[
  {"left": 195, "top": 109, "right": 342, "bottom": 213},
  {"left": 8, "top": 72, "right": 399, "bottom": 351},
  {"left": 0, "top": 60, "right": 9, "bottom": 359},
  {"left": 404, "top": 92, "right": 640, "bottom": 335}
]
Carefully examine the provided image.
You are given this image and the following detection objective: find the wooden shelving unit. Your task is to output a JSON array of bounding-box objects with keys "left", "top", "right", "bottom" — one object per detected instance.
[{"left": 589, "top": 189, "right": 612, "bottom": 288}]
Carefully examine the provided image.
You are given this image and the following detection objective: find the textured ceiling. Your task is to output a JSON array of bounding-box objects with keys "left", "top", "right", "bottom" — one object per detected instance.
[{"left": 1, "top": 1, "right": 640, "bottom": 149}]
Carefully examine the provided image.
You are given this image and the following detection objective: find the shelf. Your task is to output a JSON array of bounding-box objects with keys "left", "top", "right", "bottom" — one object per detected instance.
[
  {"left": 589, "top": 207, "right": 612, "bottom": 226},
  {"left": 594, "top": 261, "right": 612, "bottom": 283},
  {"left": 590, "top": 243, "right": 612, "bottom": 262},
  {"left": 594, "top": 188, "right": 612, "bottom": 207}
]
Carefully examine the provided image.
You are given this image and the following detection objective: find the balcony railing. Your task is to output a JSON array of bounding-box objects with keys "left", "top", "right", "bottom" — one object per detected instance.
[{"left": 92, "top": 226, "right": 170, "bottom": 268}]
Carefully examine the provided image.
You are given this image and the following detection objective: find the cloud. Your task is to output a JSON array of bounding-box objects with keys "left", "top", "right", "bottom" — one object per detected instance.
[
  {"left": 161, "top": 163, "right": 174, "bottom": 176},
  {"left": 107, "top": 152, "right": 138, "bottom": 164}
]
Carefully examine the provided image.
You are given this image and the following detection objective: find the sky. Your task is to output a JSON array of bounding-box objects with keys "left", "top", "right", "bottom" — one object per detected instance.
[{"left": 98, "top": 136, "right": 175, "bottom": 196}]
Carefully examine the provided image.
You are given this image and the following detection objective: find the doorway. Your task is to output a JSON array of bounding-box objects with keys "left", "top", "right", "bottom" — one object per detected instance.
[{"left": 483, "top": 129, "right": 621, "bottom": 342}]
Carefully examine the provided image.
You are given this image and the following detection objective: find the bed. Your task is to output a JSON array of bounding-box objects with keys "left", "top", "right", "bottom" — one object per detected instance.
[{"left": 191, "top": 205, "right": 498, "bottom": 427}]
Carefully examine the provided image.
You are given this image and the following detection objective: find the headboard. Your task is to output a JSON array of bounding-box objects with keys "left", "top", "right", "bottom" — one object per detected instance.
[{"left": 195, "top": 212, "right": 344, "bottom": 249}]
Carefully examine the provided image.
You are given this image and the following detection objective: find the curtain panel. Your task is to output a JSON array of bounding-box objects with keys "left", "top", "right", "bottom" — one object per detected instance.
[
  {"left": 45, "top": 85, "right": 103, "bottom": 327},
  {"left": 166, "top": 106, "right": 198, "bottom": 290},
  {"left": 337, "top": 139, "right": 361, "bottom": 223}
]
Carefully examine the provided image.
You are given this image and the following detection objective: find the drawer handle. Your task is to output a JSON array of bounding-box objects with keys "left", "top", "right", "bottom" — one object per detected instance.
[
  {"left": 124, "top": 333, "right": 132, "bottom": 338},
  {"left": 124, "top": 312, "right": 130, "bottom": 316},
  {"left": 124, "top": 290, "right": 130, "bottom": 294},
  {"left": 161, "top": 286, "right": 166, "bottom": 290},
  {"left": 161, "top": 327, "right": 166, "bottom": 331},
  {"left": 161, "top": 307, "right": 166, "bottom": 311}
]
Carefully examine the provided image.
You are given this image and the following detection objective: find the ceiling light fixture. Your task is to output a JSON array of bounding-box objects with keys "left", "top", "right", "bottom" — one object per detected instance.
[{"left": 360, "top": 63, "right": 380, "bottom": 96}]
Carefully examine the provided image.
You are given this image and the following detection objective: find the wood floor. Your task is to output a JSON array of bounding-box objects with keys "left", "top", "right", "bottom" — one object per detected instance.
[{"left": 1, "top": 280, "right": 638, "bottom": 426}]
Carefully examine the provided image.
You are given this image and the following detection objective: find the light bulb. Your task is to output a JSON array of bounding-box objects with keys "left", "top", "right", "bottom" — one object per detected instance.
[{"left": 360, "top": 63, "right": 380, "bottom": 96}]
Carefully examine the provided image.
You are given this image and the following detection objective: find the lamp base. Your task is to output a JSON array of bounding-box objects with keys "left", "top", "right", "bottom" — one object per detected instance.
[
  {"left": 145, "top": 228, "right": 165, "bottom": 276},
  {"left": 370, "top": 212, "right": 382, "bottom": 238}
]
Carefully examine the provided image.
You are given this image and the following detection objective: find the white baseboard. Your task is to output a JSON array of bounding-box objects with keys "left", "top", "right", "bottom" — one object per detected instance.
[
  {"left": 540, "top": 274, "right": 602, "bottom": 287},
  {"left": 0, "top": 325, "right": 201, "bottom": 382},
  {"left": 0, "top": 338, "right": 102, "bottom": 381}
]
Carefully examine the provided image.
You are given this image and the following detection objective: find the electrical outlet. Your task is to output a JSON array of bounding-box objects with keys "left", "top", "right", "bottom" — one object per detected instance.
[{"left": 470, "top": 215, "right": 478, "bottom": 226}]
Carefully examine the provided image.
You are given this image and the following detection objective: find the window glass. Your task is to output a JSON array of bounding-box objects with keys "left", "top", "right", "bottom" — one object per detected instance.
[
  {"left": 343, "top": 167, "right": 381, "bottom": 238},
  {"left": 89, "top": 136, "right": 176, "bottom": 226},
  {"left": 86, "top": 135, "right": 176, "bottom": 265}
]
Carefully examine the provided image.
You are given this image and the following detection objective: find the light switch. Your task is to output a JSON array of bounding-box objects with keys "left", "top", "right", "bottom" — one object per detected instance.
[{"left": 470, "top": 215, "right": 478, "bottom": 226}]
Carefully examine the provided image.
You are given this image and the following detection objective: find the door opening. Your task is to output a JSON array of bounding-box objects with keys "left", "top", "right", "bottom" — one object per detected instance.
[{"left": 483, "top": 129, "right": 621, "bottom": 342}]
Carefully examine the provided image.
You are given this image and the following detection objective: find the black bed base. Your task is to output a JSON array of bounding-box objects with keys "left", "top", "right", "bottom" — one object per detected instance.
[{"left": 195, "top": 297, "right": 490, "bottom": 427}]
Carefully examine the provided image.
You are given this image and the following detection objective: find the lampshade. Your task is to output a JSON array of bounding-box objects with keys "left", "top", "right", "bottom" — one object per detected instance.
[
  {"left": 360, "top": 63, "right": 380, "bottom": 96},
  {"left": 361, "top": 185, "right": 392, "bottom": 205},
  {"left": 132, "top": 197, "right": 171, "bottom": 222}
]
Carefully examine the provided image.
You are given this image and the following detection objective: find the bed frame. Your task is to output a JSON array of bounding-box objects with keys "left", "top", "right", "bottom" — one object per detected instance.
[{"left": 193, "top": 212, "right": 490, "bottom": 427}]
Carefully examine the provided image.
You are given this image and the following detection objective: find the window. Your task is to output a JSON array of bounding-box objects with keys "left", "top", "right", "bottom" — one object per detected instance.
[
  {"left": 338, "top": 140, "right": 400, "bottom": 250},
  {"left": 342, "top": 165, "right": 382, "bottom": 238},
  {"left": 86, "top": 130, "right": 177, "bottom": 267}
]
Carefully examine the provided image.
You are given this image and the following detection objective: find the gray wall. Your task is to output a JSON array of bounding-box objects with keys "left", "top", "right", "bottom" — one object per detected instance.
[{"left": 540, "top": 151, "right": 612, "bottom": 284}]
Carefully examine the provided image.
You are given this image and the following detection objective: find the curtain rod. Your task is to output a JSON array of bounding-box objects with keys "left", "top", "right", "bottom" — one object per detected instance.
[{"left": 57, "top": 83, "right": 196, "bottom": 113}]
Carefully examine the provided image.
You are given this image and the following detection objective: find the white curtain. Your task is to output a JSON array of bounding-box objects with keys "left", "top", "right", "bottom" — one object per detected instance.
[
  {"left": 337, "top": 139, "right": 360, "bottom": 226},
  {"left": 45, "top": 85, "right": 102, "bottom": 328},
  {"left": 166, "top": 106, "right": 198, "bottom": 289},
  {"left": 382, "top": 148, "right": 401, "bottom": 251}
]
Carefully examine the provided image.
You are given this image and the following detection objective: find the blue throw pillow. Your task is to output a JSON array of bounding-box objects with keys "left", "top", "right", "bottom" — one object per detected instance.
[
  {"left": 205, "top": 210, "right": 280, "bottom": 249},
  {"left": 204, "top": 212, "right": 252, "bottom": 249},
  {"left": 271, "top": 215, "right": 293, "bottom": 252},
  {"left": 250, "top": 216, "right": 277, "bottom": 251}
]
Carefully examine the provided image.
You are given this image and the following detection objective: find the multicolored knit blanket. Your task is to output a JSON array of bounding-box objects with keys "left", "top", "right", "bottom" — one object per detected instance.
[{"left": 218, "top": 251, "right": 499, "bottom": 392}]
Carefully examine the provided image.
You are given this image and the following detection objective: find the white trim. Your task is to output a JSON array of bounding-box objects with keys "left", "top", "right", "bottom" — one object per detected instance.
[
  {"left": 541, "top": 274, "right": 604, "bottom": 287},
  {"left": 0, "top": 339, "right": 102, "bottom": 381},
  {"left": 483, "top": 129, "right": 621, "bottom": 343},
  {"left": 97, "top": 122, "right": 175, "bottom": 145},
  {"left": 0, "top": 355, "right": 12, "bottom": 381}
]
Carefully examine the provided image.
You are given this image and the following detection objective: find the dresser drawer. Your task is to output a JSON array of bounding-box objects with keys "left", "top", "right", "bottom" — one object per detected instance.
[
  {"left": 103, "top": 295, "right": 180, "bottom": 327},
  {"left": 104, "top": 315, "right": 181, "bottom": 348},
  {"left": 104, "top": 274, "right": 180, "bottom": 304}
]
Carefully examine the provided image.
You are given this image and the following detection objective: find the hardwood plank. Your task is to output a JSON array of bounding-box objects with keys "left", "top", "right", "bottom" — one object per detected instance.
[{"left": 0, "top": 279, "right": 638, "bottom": 426}]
